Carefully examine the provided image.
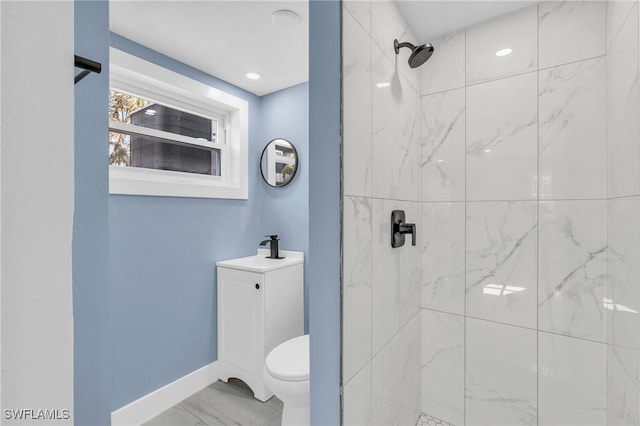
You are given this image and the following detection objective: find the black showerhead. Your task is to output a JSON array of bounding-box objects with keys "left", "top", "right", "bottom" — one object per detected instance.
[{"left": 394, "top": 39, "right": 434, "bottom": 68}]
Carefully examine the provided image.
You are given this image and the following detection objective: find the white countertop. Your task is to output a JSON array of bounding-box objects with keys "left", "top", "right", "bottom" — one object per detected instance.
[{"left": 216, "top": 249, "right": 304, "bottom": 273}]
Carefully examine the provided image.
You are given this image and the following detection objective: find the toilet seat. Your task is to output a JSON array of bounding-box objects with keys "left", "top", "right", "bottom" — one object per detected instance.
[{"left": 265, "top": 334, "right": 309, "bottom": 382}]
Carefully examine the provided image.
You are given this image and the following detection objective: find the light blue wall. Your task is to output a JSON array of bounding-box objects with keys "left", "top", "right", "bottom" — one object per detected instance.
[
  {"left": 308, "top": 1, "right": 341, "bottom": 424},
  {"left": 74, "top": 1, "right": 111, "bottom": 424},
  {"left": 258, "top": 82, "right": 309, "bottom": 331},
  {"left": 109, "top": 34, "right": 311, "bottom": 410},
  {"left": 109, "top": 34, "right": 264, "bottom": 409}
]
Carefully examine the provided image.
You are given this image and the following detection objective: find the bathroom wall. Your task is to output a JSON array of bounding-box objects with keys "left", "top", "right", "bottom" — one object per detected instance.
[
  {"left": 342, "top": 1, "right": 422, "bottom": 423},
  {"left": 108, "top": 34, "right": 263, "bottom": 409},
  {"left": 419, "top": 2, "right": 608, "bottom": 425},
  {"left": 74, "top": 1, "right": 111, "bottom": 424},
  {"left": 1, "top": 1, "right": 75, "bottom": 423},
  {"left": 258, "top": 82, "right": 310, "bottom": 330},
  {"left": 606, "top": 1, "right": 640, "bottom": 423},
  {"left": 109, "top": 34, "right": 310, "bottom": 410}
]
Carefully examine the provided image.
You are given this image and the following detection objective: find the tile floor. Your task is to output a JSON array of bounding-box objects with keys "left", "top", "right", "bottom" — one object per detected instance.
[
  {"left": 416, "top": 413, "right": 455, "bottom": 426},
  {"left": 144, "top": 379, "right": 283, "bottom": 426}
]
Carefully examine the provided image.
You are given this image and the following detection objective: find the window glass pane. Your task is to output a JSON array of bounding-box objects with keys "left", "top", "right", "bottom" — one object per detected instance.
[
  {"left": 109, "top": 131, "right": 221, "bottom": 176},
  {"left": 109, "top": 90, "right": 218, "bottom": 142}
]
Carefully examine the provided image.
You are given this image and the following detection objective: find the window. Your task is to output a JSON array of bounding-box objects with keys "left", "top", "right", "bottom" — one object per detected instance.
[{"left": 109, "top": 48, "right": 249, "bottom": 199}]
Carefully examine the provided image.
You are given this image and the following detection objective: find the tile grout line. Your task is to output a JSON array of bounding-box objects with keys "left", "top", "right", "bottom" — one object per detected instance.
[
  {"left": 536, "top": 5, "right": 540, "bottom": 424},
  {"left": 463, "top": 25, "right": 468, "bottom": 426}
]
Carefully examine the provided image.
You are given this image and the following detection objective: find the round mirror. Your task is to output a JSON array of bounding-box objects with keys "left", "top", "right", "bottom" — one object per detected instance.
[{"left": 260, "top": 139, "right": 299, "bottom": 187}]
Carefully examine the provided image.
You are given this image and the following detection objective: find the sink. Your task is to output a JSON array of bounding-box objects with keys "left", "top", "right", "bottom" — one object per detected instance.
[{"left": 216, "top": 249, "right": 304, "bottom": 273}]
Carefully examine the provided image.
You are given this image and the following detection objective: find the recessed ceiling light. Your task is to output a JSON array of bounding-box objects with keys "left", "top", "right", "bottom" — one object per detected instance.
[
  {"left": 145, "top": 109, "right": 157, "bottom": 116},
  {"left": 272, "top": 10, "right": 300, "bottom": 29},
  {"left": 496, "top": 48, "right": 512, "bottom": 57},
  {"left": 376, "top": 82, "right": 391, "bottom": 88},
  {"left": 484, "top": 149, "right": 492, "bottom": 153},
  {"left": 246, "top": 72, "right": 261, "bottom": 80}
]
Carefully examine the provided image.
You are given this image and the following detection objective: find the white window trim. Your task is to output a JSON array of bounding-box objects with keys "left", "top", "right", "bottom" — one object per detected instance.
[{"left": 109, "top": 48, "right": 249, "bottom": 200}]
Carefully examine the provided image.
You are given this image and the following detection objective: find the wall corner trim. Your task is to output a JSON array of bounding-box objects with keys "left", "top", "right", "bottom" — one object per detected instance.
[{"left": 111, "top": 361, "right": 219, "bottom": 426}]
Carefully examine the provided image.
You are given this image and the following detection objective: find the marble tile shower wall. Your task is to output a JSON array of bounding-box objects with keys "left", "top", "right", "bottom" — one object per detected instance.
[
  {"left": 342, "top": 1, "right": 422, "bottom": 424},
  {"left": 607, "top": 1, "right": 640, "bottom": 424},
  {"left": 420, "top": 2, "right": 611, "bottom": 425}
]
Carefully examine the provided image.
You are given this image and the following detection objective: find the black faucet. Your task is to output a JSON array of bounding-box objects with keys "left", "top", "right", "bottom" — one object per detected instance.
[{"left": 260, "top": 235, "right": 283, "bottom": 259}]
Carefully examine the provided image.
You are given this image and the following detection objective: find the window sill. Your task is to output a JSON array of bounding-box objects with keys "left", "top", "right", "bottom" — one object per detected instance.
[{"left": 109, "top": 166, "right": 248, "bottom": 199}]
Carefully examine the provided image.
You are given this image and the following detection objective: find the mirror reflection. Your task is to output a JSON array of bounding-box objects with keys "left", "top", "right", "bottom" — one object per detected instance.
[{"left": 260, "top": 139, "right": 298, "bottom": 187}]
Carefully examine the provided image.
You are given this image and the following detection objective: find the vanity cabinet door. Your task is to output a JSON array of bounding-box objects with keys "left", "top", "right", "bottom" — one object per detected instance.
[{"left": 217, "top": 267, "right": 265, "bottom": 375}]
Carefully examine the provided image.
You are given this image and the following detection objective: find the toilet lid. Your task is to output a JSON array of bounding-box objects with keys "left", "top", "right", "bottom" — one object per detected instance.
[{"left": 265, "top": 334, "right": 309, "bottom": 382}]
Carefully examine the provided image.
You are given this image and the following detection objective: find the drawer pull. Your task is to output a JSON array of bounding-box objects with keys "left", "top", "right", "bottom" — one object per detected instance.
[{"left": 255, "top": 283, "right": 260, "bottom": 290}]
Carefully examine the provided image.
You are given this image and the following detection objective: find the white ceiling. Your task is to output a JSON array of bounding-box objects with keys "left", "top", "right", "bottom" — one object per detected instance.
[
  {"left": 110, "top": 1, "right": 309, "bottom": 97},
  {"left": 396, "top": 1, "right": 537, "bottom": 42},
  {"left": 110, "top": 1, "right": 535, "bottom": 97}
]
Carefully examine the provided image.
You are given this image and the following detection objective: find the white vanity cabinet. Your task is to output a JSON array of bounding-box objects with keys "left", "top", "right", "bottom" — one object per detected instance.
[{"left": 216, "top": 249, "right": 304, "bottom": 402}]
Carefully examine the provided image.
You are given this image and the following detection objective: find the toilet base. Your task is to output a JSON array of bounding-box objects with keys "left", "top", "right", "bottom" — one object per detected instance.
[{"left": 281, "top": 401, "right": 309, "bottom": 426}]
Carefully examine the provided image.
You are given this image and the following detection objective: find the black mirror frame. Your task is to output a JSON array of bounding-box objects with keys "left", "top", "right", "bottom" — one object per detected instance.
[{"left": 260, "top": 138, "right": 299, "bottom": 188}]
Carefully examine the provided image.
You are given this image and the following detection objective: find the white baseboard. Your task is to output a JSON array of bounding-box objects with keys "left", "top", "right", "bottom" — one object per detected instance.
[{"left": 111, "top": 361, "right": 219, "bottom": 426}]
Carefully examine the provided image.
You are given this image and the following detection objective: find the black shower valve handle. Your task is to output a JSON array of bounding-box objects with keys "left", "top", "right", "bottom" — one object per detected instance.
[{"left": 391, "top": 210, "right": 417, "bottom": 248}]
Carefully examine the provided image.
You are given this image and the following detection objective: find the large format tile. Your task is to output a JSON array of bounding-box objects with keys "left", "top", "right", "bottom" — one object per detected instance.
[
  {"left": 538, "top": 201, "right": 607, "bottom": 343},
  {"left": 180, "top": 380, "right": 282, "bottom": 426},
  {"left": 539, "top": 57, "right": 607, "bottom": 200},
  {"left": 371, "top": 44, "right": 420, "bottom": 202},
  {"left": 421, "top": 88, "right": 465, "bottom": 202},
  {"left": 421, "top": 310, "right": 464, "bottom": 426},
  {"left": 343, "top": 196, "right": 372, "bottom": 382},
  {"left": 372, "top": 315, "right": 420, "bottom": 426},
  {"left": 466, "top": 201, "right": 538, "bottom": 328},
  {"left": 370, "top": 0, "right": 419, "bottom": 91},
  {"left": 608, "top": 348, "right": 640, "bottom": 425},
  {"left": 466, "top": 72, "right": 538, "bottom": 201},
  {"left": 538, "top": 1, "right": 606, "bottom": 69},
  {"left": 465, "top": 318, "right": 537, "bottom": 425},
  {"left": 607, "top": 3, "right": 640, "bottom": 198},
  {"left": 608, "top": 197, "right": 640, "bottom": 375},
  {"left": 343, "top": 11, "right": 372, "bottom": 198},
  {"left": 607, "top": 0, "right": 638, "bottom": 48},
  {"left": 422, "top": 202, "right": 465, "bottom": 315},
  {"left": 420, "top": 30, "right": 465, "bottom": 96},
  {"left": 343, "top": 362, "right": 372, "bottom": 426},
  {"left": 371, "top": 198, "right": 420, "bottom": 353},
  {"left": 538, "top": 332, "right": 607, "bottom": 425},
  {"left": 144, "top": 405, "right": 205, "bottom": 426},
  {"left": 343, "top": 0, "right": 370, "bottom": 35},
  {"left": 466, "top": 5, "right": 537, "bottom": 84}
]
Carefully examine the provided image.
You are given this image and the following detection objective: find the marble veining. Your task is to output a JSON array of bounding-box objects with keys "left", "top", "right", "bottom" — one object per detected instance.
[
  {"left": 343, "top": 11, "right": 373, "bottom": 198},
  {"left": 538, "top": 201, "right": 608, "bottom": 342},
  {"left": 421, "top": 88, "right": 465, "bottom": 202},
  {"left": 370, "top": 0, "right": 420, "bottom": 91},
  {"left": 465, "top": 318, "right": 537, "bottom": 425},
  {"left": 421, "top": 310, "right": 464, "bottom": 426},
  {"left": 422, "top": 202, "right": 465, "bottom": 315},
  {"left": 343, "top": 196, "right": 373, "bottom": 382},
  {"left": 466, "top": 72, "right": 538, "bottom": 201},
  {"left": 538, "top": 1, "right": 606, "bottom": 69},
  {"left": 420, "top": 30, "right": 465, "bottom": 96},
  {"left": 372, "top": 44, "right": 420, "bottom": 202},
  {"left": 372, "top": 198, "right": 420, "bottom": 353},
  {"left": 372, "top": 315, "right": 420, "bottom": 426},
  {"left": 538, "top": 332, "right": 607, "bottom": 425},
  {"left": 466, "top": 201, "right": 538, "bottom": 328},
  {"left": 539, "top": 57, "right": 607, "bottom": 200}
]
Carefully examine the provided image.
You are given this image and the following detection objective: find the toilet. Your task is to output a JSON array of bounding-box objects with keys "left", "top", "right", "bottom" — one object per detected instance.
[{"left": 263, "top": 334, "right": 310, "bottom": 426}]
